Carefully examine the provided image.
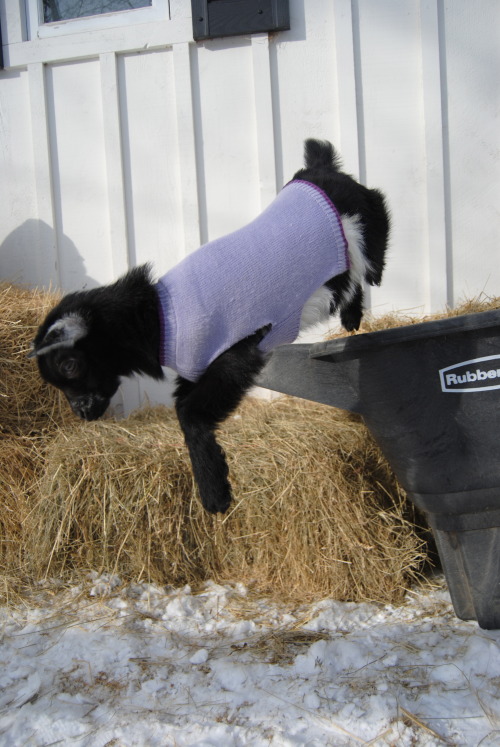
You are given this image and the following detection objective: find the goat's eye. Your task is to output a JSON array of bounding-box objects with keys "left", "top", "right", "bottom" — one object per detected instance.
[{"left": 59, "top": 357, "right": 80, "bottom": 379}]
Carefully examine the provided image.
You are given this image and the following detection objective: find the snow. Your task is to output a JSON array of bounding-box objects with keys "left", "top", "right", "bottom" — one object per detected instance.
[{"left": 1, "top": 574, "right": 500, "bottom": 746}]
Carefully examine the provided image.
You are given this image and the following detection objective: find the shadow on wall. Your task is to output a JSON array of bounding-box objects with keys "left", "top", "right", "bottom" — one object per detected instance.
[
  {"left": 0, "top": 219, "right": 97, "bottom": 292},
  {"left": 0, "top": 219, "right": 176, "bottom": 415}
]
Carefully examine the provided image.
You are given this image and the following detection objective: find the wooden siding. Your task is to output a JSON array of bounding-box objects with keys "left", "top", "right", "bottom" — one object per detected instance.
[{"left": 1, "top": 0, "right": 499, "bottom": 410}]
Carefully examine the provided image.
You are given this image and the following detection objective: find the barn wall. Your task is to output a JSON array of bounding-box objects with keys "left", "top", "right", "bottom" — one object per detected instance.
[{"left": 1, "top": 0, "right": 499, "bottom": 409}]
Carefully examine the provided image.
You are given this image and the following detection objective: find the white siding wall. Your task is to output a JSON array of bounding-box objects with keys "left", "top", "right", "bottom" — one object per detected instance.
[{"left": 1, "top": 0, "right": 499, "bottom": 410}]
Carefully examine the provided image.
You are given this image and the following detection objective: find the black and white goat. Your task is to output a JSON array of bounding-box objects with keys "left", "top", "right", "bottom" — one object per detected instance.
[{"left": 30, "top": 139, "right": 389, "bottom": 513}]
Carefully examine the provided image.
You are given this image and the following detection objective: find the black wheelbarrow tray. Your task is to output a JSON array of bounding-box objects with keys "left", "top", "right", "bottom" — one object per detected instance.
[{"left": 258, "top": 308, "right": 500, "bottom": 629}]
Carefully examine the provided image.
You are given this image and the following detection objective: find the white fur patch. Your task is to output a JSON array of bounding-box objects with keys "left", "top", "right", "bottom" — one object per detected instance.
[
  {"left": 35, "top": 313, "right": 88, "bottom": 356},
  {"left": 48, "top": 313, "right": 87, "bottom": 340},
  {"left": 340, "top": 213, "right": 372, "bottom": 305},
  {"left": 299, "top": 285, "right": 334, "bottom": 332}
]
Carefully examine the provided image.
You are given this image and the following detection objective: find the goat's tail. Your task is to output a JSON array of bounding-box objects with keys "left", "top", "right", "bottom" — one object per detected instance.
[{"left": 304, "top": 138, "right": 343, "bottom": 172}]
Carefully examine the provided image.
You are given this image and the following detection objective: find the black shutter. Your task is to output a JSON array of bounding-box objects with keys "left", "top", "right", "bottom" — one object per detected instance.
[{"left": 192, "top": 0, "right": 290, "bottom": 42}]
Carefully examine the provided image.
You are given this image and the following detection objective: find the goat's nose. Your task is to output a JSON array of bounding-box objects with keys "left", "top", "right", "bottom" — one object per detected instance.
[
  {"left": 79, "top": 405, "right": 94, "bottom": 421},
  {"left": 68, "top": 397, "right": 91, "bottom": 420},
  {"left": 68, "top": 394, "right": 109, "bottom": 421}
]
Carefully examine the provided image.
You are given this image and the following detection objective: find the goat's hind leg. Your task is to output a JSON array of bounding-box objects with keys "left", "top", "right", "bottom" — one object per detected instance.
[{"left": 174, "top": 333, "right": 266, "bottom": 514}]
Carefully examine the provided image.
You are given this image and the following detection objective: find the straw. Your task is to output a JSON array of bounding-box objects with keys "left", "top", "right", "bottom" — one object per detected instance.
[{"left": 1, "top": 280, "right": 498, "bottom": 603}]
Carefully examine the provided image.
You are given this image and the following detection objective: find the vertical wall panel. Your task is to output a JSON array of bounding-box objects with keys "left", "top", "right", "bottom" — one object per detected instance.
[
  {"left": 444, "top": 0, "right": 500, "bottom": 304},
  {"left": 357, "top": 0, "right": 428, "bottom": 315},
  {"left": 100, "top": 52, "right": 129, "bottom": 279},
  {"left": 195, "top": 38, "right": 260, "bottom": 241},
  {"left": 333, "top": 0, "right": 363, "bottom": 179},
  {"left": 46, "top": 60, "right": 112, "bottom": 290},
  {"left": 28, "top": 62, "right": 59, "bottom": 289},
  {"left": 173, "top": 42, "right": 201, "bottom": 258},
  {"left": 272, "top": 1, "right": 338, "bottom": 185},
  {"left": 118, "top": 49, "right": 183, "bottom": 273},
  {"left": 420, "top": 0, "right": 450, "bottom": 311},
  {"left": 251, "top": 34, "right": 278, "bottom": 210},
  {"left": 0, "top": 68, "right": 39, "bottom": 285}
]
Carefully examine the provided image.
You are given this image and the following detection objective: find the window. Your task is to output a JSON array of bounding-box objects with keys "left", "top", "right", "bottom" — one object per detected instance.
[
  {"left": 25, "top": 0, "right": 169, "bottom": 40},
  {"left": 42, "top": 1, "right": 152, "bottom": 24}
]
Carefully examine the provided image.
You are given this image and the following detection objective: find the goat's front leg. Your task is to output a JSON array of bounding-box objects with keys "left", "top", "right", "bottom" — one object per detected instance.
[{"left": 174, "top": 333, "right": 267, "bottom": 514}]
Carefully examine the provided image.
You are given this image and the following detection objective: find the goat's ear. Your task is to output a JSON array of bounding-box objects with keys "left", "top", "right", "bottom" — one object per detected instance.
[{"left": 28, "top": 313, "right": 88, "bottom": 358}]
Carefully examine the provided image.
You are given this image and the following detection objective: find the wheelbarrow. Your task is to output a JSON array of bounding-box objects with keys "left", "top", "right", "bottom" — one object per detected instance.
[{"left": 258, "top": 309, "right": 500, "bottom": 629}]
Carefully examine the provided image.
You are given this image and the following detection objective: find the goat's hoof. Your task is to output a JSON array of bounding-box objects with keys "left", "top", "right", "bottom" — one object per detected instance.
[{"left": 202, "top": 493, "right": 232, "bottom": 515}]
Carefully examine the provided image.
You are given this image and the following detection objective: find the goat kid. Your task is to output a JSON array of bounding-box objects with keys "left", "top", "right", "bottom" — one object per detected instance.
[{"left": 30, "top": 139, "right": 390, "bottom": 514}]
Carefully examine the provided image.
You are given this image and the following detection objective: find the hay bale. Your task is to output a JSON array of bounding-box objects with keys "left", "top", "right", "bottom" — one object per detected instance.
[
  {"left": 328, "top": 294, "right": 500, "bottom": 339},
  {"left": 26, "top": 399, "right": 427, "bottom": 604},
  {"left": 0, "top": 281, "right": 75, "bottom": 597},
  {"left": 218, "top": 399, "right": 426, "bottom": 603},
  {"left": 0, "top": 282, "right": 72, "bottom": 436},
  {"left": 28, "top": 411, "right": 197, "bottom": 586},
  {"left": 0, "top": 437, "right": 44, "bottom": 595},
  {"left": 2, "top": 283, "right": 498, "bottom": 604}
]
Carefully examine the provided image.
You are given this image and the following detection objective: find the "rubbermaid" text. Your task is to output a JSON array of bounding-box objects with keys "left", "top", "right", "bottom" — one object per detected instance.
[{"left": 445, "top": 368, "right": 500, "bottom": 386}]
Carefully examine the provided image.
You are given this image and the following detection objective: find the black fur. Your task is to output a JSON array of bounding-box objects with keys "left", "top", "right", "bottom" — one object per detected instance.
[
  {"left": 31, "top": 140, "right": 390, "bottom": 514},
  {"left": 33, "top": 267, "right": 163, "bottom": 419}
]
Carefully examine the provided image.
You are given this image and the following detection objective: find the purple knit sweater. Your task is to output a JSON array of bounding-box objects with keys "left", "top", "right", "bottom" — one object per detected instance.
[{"left": 156, "top": 180, "right": 349, "bottom": 382}]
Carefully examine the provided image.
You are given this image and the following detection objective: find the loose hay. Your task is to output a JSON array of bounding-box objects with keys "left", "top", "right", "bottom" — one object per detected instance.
[
  {"left": 328, "top": 293, "right": 500, "bottom": 338},
  {"left": 2, "top": 282, "right": 499, "bottom": 605}
]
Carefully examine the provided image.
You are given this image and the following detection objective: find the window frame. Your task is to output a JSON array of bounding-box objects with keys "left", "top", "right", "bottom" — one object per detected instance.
[{"left": 25, "top": 0, "right": 169, "bottom": 40}]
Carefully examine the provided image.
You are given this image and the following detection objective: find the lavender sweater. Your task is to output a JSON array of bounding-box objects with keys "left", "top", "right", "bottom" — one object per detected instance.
[{"left": 156, "top": 180, "right": 349, "bottom": 382}]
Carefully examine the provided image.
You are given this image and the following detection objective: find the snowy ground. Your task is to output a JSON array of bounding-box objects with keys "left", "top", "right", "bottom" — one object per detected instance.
[{"left": 1, "top": 573, "right": 499, "bottom": 746}]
